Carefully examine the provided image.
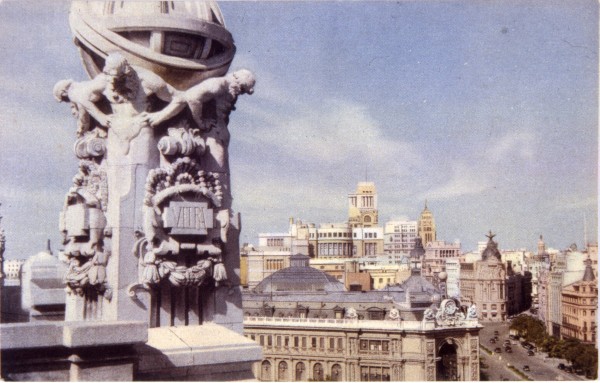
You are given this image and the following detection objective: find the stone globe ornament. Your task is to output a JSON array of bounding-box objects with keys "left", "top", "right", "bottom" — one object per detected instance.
[{"left": 69, "top": 0, "right": 236, "bottom": 90}]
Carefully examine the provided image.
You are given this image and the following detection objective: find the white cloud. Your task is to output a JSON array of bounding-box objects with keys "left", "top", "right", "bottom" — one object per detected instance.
[
  {"left": 419, "top": 163, "right": 492, "bottom": 200},
  {"left": 488, "top": 130, "right": 535, "bottom": 162}
]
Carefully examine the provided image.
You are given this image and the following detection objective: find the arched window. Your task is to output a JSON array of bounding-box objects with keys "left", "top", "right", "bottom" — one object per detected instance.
[
  {"left": 295, "top": 362, "right": 306, "bottom": 381},
  {"left": 313, "top": 363, "right": 324, "bottom": 381},
  {"left": 261, "top": 360, "right": 272, "bottom": 381},
  {"left": 331, "top": 364, "right": 342, "bottom": 381},
  {"left": 278, "top": 361, "right": 288, "bottom": 381}
]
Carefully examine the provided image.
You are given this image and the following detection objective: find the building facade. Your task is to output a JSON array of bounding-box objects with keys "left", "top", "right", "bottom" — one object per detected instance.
[
  {"left": 417, "top": 202, "right": 436, "bottom": 246},
  {"left": 243, "top": 255, "right": 481, "bottom": 381},
  {"left": 459, "top": 232, "right": 532, "bottom": 321},
  {"left": 348, "top": 182, "right": 378, "bottom": 228},
  {"left": 561, "top": 257, "right": 597, "bottom": 345},
  {"left": 384, "top": 220, "right": 417, "bottom": 256}
]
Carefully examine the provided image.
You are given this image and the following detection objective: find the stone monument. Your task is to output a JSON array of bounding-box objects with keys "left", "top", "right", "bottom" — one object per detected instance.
[{"left": 57, "top": 0, "right": 253, "bottom": 331}]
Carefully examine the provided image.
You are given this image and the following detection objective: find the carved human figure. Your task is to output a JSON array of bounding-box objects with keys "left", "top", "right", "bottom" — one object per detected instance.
[
  {"left": 55, "top": 52, "right": 186, "bottom": 156},
  {"left": 185, "top": 69, "right": 255, "bottom": 173}
]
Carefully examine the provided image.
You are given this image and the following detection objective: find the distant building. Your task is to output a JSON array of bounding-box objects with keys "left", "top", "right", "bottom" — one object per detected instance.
[
  {"left": 417, "top": 201, "right": 436, "bottom": 246},
  {"left": 459, "top": 232, "right": 532, "bottom": 321},
  {"left": 422, "top": 240, "right": 461, "bottom": 282},
  {"left": 383, "top": 220, "right": 417, "bottom": 256},
  {"left": 243, "top": 255, "right": 481, "bottom": 381},
  {"left": 348, "top": 182, "right": 378, "bottom": 228},
  {"left": 21, "top": 244, "right": 67, "bottom": 322},
  {"left": 561, "top": 257, "right": 597, "bottom": 345},
  {"left": 445, "top": 258, "right": 461, "bottom": 299},
  {"left": 3, "top": 259, "right": 26, "bottom": 280}
]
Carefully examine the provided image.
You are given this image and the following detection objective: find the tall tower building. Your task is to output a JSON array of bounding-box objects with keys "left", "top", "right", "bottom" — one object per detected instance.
[
  {"left": 537, "top": 234, "right": 546, "bottom": 257},
  {"left": 417, "top": 201, "right": 436, "bottom": 246},
  {"left": 348, "top": 182, "right": 378, "bottom": 228}
]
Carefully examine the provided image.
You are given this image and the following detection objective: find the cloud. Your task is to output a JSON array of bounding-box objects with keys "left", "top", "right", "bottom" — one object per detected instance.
[
  {"left": 488, "top": 131, "right": 535, "bottom": 162},
  {"left": 419, "top": 163, "right": 493, "bottom": 200}
]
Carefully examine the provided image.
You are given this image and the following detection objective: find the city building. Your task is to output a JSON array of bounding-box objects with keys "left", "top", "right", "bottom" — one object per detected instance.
[
  {"left": 243, "top": 255, "right": 482, "bottom": 381},
  {"left": 417, "top": 201, "right": 436, "bottom": 246},
  {"left": 445, "top": 258, "right": 461, "bottom": 299},
  {"left": 348, "top": 182, "right": 378, "bottom": 228},
  {"left": 561, "top": 257, "right": 597, "bottom": 345},
  {"left": 459, "top": 232, "right": 532, "bottom": 321},
  {"left": 3, "top": 259, "right": 25, "bottom": 280},
  {"left": 384, "top": 220, "right": 417, "bottom": 256},
  {"left": 422, "top": 240, "right": 461, "bottom": 281},
  {"left": 20, "top": 243, "right": 67, "bottom": 322}
]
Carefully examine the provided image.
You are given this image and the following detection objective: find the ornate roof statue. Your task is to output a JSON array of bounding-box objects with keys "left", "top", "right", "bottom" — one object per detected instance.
[{"left": 481, "top": 230, "right": 501, "bottom": 261}]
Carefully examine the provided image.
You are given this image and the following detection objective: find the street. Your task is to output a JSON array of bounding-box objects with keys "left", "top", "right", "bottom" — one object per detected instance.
[{"left": 479, "top": 321, "right": 587, "bottom": 381}]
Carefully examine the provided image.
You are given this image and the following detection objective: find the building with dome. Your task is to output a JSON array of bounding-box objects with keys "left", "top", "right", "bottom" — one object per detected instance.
[
  {"left": 459, "top": 232, "right": 532, "bottom": 321},
  {"left": 243, "top": 255, "right": 482, "bottom": 381},
  {"left": 20, "top": 242, "right": 67, "bottom": 322}
]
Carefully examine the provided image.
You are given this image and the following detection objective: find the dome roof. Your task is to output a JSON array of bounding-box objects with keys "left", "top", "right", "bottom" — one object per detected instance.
[
  {"left": 254, "top": 265, "right": 345, "bottom": 294},
  {"left": 481, "top": 231, "right": 501, "bottom": 261}
]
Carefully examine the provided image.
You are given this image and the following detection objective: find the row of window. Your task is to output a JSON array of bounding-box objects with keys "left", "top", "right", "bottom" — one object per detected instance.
[
  {"left": 318, "top": 232, "right": 380, "bottom": 239},
  {"left": 267, "top": 238, "right": 285, "bottom": 247},
  {"left": 260, "top": 360, "right": 343, "bottom": 381},
  {"left": 249, "top": 333, "right": 392, "bottom": 356},
  {"left": 250, "top": 333, "right": 345, "bottom": 354}
]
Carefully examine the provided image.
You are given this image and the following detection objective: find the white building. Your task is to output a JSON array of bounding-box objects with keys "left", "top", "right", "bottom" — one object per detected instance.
[{"left": 383, "top": 220, "right": 417, "bottom": 256}]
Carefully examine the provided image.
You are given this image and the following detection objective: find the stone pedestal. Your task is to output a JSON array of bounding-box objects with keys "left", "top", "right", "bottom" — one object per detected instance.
[
  {"left": 135, "top": 323, "right": 262, "bottom": 381},
  {"left": 1, "top": 321, "right": 147, "bottom": 381}
]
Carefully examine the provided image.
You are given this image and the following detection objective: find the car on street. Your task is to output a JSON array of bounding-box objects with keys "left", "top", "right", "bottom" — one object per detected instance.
[
  {"left": 489, "top": 338, "right": 496, "bottom": 343},
  {"left": 527, "top": 350, "right": 535, "bottom": 356},
  {"left": 523, "top": 365, "right": 530, "bottom": 372},
  {"left": 565, "top": 366, "right": 573, "bottom": 373},
  {"left": 494, "top": 347, "right": 502, "bottom": 353},
  {"left": 558, "top": 363, "right": 565, "bottom": 370}
]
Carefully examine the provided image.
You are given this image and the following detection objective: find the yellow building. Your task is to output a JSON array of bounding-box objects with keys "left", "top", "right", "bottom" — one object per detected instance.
[
  {"left": 561, "top": 257, "right": 597, "bottom": 345},
  {"left": 348, "top": 182, "right": 378, "bottom": 228},
  {"left": 417, "top": 201, "right": 436, "bottom": 246}
]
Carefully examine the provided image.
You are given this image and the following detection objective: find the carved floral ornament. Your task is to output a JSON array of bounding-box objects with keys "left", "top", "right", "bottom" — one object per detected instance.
[{"left": 130, "top": 156, "right": 229, "bottom": 292}]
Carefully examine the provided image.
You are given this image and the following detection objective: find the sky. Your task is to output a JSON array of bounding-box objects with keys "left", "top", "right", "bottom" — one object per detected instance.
[{"left": 0, "top": 0, "right": 597, "bottom": 260}]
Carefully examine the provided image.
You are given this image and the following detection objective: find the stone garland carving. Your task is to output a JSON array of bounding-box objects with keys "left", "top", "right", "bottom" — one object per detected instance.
[
  {"left": 59, "top": 160, "right": 110, "bottom": 298},
  {"left": 467, "top": 303, "right": 478, "bottom": 319},
  {"left": 345, "top": 307, "right": 358, "bottom": 319},
  {"left": 388, "top": 307, "right": 400, "bottom": 320},
  {"left": 132, "top": 157, "right": 227, "bottom": 289},
  {"left": 435, "top": 299, "right": 466, "bottom": 327},
  {"left": 423, "top": 307, "right": 436, "bottom": 322},
  {"left": 471, "top": 362, "right": 479, "bottom": 380}
]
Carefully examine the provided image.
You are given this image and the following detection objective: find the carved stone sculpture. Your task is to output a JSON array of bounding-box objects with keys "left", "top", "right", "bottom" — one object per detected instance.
[{"left": 56, "top": 48, "right": 254, "bottom": 323}]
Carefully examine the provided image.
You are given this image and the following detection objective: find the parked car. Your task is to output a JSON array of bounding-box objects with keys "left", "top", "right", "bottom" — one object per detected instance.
[
  {"left": 494, "top": 347, "right": 502, "bottom": 353},
  {"left": 565, "top": 366, "right": 573, "bottom": 373},
  {"left": 505, "top": 348, "right": 512, "bottom": 353},
  {"left": 527, "top": 350, "right": 535, "bottom": 356},
  {"left": 558, "top": 363, "right": 565, "bottom": 370},
  {"left": 490, "top": 338, "right": 496, "bottom": 343},
  {"left": 494, "top": 330, "right": 500, "bottom": 336},
  {"left": 523, "top": 365, "right": 530, "bottom": 372}
]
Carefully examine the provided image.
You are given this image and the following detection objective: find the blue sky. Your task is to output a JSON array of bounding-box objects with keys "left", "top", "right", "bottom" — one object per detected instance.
[{"left": 0, "top": 1, "right": 597, "bottom": 260}]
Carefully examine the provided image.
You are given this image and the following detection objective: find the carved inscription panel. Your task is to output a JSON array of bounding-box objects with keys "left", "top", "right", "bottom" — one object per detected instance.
[{"left": 163, "top": 201, "right": 214, "bottom": 235}]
